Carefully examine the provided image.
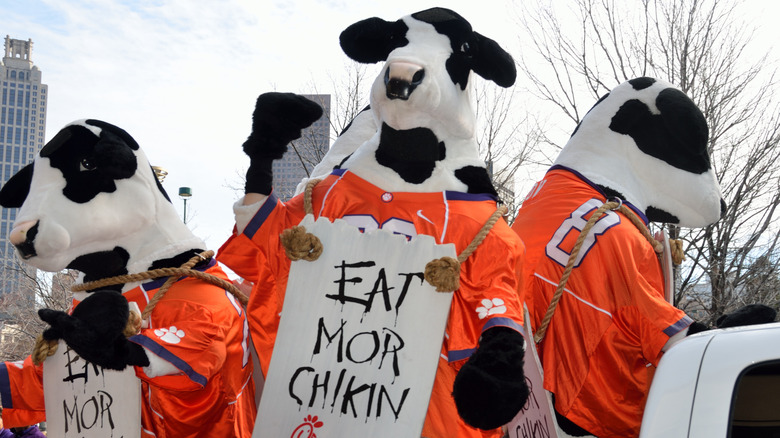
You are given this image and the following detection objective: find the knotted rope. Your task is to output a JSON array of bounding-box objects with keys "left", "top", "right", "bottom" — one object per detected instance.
[
  {"left": 280, "top": 179, "right": 324, "bottom": 261},
  {"left": 277, "top": 178, "right": 508, "bottom": 293},
  {"left": 533, "top": 201, "right": 684, "bottom": 344},
  {"left": 32, "top": 250, "right": 248, "bottom": 364},
  {"left": 424, "top": 205, "right": 509, "bottom": 292}
]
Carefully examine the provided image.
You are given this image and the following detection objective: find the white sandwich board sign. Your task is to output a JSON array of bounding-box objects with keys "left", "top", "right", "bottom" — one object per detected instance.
[
  {"left": 253, "top": 215, "right": 455, "bottom": 438},
  {"left": 43, "top": 340, "right": 142, "bottom": 437}
]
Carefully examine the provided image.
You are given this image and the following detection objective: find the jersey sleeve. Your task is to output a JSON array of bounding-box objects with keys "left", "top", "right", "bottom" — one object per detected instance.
[
  {"left": 443, "top": 223, "right": 526, "bottom": 364},
  {"left": 218, "top": 192, "right": 305, "bottom": 279},
  {"left": 0, "top": 356, "right": 46, "bottom": 427},
  {"left": 129, "top": 300, "right": 230, "bottom": 391},
  {"left": 613, "top": 231, "right": 692, "bottom": 365}
]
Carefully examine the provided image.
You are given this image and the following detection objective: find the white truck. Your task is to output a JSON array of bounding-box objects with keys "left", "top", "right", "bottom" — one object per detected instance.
[
  {"left": 640, "top": 321, "right": 780, "bottom": 437},
  {"left": 508, "top": 321, "right": 780, "bottom": 438}
]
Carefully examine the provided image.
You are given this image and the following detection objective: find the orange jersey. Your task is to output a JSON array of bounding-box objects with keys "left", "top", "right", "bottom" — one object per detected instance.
[
  {"left": 511, "top": 167, "right": 692, "bottom": 438},
  {"left": 218, "top": 169, "right": 525, "bottom": 438},
  {"left": 1, "top": 260, "right": 256, "bottom": 438}
]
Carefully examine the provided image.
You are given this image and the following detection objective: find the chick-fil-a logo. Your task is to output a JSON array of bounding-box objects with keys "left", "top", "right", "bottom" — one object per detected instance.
[{"left": 291, "top": 415, "right": 324, "bottom": 438}]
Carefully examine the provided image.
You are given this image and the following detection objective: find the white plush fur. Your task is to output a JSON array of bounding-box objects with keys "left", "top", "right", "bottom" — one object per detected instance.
[
  {"left": 554, "top": 79, "right": 723, "bottom": 228},
  {"left": 338, "top": 13, "right": 486, "bottom": 193},
  {"left": 12, "top": 119, "right": 205, "bottom": 287}
]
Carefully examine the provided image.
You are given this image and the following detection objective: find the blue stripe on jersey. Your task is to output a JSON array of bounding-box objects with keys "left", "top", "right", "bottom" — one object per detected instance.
[
  {"left": 243, "top": 192, "right": 279, "bottom": 239},
  {"left": 445, "top": 191, "right": 498, "bottom": 202},
  {"left": 482, "top": 316, "right": 524, "bottom": 334},
  {"left": 0, "top": 362, "right": 13, "bottom": 408},
  {"left": 129, "top": 335, "right": 208, "bottom": 387},
  {"left": 663, "top": 315, "right": 694, "bottom": 337},
  {"left": 447, "top": 317, "right": 524, "bottom": 362},
  {"left": 447, "top": 348, "right": 477, "bottom": 362}
]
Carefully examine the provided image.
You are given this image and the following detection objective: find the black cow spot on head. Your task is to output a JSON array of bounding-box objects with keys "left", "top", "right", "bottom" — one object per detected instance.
[
  {"left": 609, "top": 88, "right": 710, "bottom": 174},
  {"left": 628, "top": 77, "right": 656, "bottom": 90},
  {"left": 41, "top": 121, "right": 139, "bottom": 204},
  {"left": 375, "top": 123, "right": 445, "bottom": 184},
  {"left": 412, "top": 8, "right": 516, "bottom": 90}
]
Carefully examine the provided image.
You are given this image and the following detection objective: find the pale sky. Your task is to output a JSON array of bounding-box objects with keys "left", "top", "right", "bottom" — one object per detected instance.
[
  {"left": 0, "top": 0, "right": 521, "bottom": 251},
  {"left": 1, "top": 0, "right": 778, "bottom": 252}
]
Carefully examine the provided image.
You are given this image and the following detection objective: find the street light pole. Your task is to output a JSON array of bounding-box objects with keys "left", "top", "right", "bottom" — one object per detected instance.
[{"left": 178, "top": 187, "right": 192, "bottom": 224}]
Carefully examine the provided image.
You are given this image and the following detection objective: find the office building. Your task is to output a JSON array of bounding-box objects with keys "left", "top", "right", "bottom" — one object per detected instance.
[
  {"left": 0, "top": 36, "right": 47, "bottom": 305},
  {"left": 271, "top": 94, "right": 331, "bottom": 201}
]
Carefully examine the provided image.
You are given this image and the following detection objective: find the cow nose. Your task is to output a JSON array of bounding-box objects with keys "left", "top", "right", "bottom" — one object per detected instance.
[
  {"left": 384, "top": 62, "right": 425, "bottom": 100},
  {"left": 10, "top": 220, "right": 39, "bottom": 259}
]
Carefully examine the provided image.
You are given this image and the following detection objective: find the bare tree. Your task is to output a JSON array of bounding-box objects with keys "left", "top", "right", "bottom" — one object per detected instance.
[
  {"left": 472, "top": 78, "right": 548, "bottom": 221},
  {"left": 516, "top": 0, "right": 780, "bottom": 322},
  {"left": 0, "top": 259, "right": 74, "bottom": 362}
]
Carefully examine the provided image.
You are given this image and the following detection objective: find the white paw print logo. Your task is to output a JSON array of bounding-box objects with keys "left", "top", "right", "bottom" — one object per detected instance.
[
  {"left": 476, "top": 298, "right": 507, "bottom": 319},
  {"left": 154, "top": 326, "right": 186, "bottom": 344}
]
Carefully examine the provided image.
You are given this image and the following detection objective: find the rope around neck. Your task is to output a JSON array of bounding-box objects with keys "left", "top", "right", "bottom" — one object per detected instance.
[
  {"left": 32, "top": 250, "right": 248, "bottom": 364},
  {"left": 533, "top": 200, "right": 683, "bottom": 344},
  {"left": 424, "top": 205, "right": 509, "bottom": 292},
  {"left": 278, "top": 178, "right": 508, "bottom": 293}
]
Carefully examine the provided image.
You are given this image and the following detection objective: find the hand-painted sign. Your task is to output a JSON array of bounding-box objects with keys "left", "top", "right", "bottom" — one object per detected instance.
[
  {"left": 43, "top": 340, "right": 141, "bottom": 437},
  {"left": 253, "top": 215, "right": 455, "bottom": 438}
]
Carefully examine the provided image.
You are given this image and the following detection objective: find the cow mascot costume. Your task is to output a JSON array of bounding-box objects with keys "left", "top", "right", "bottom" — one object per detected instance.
[
  {"left": 511, "top": 77, "right": 777, "bottom": 437},
  {"left": 0, "top": 120, "right": 256, "bottom": 437},
  {"left": 218, "top": 7, "right": 530, "bottom": 438}
]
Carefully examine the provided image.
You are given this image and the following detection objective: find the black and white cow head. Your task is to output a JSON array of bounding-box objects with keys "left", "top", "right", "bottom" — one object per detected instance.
[
  {"left": 0, "top": 119, "right": 204, "bottom": 284},
  {"left": 334, "top": 7, "right": 516, "bottom": 194},
  {"left": 554, "top": 77, "right": 725, "bottom": 228}
]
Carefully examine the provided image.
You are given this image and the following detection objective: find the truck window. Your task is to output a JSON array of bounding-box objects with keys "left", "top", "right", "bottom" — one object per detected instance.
[{"left": 729, "top": 360, "right": 780, "bottom": 438}]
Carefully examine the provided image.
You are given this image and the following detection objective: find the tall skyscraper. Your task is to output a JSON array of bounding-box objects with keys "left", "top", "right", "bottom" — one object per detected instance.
[
  {"left": 0, "top": 36, "right": 47, "bottom": 305},
  {"left": 271, "top": 94, "right": 331, "bottom": 201}
]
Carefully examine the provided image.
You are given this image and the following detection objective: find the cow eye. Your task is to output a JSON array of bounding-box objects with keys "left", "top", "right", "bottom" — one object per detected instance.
[
  {"left": 460, "top": 42, "right": 471, "bottom": 54},
  {"left": 80, "top": 158, "right": 96, "bottom": 171}
]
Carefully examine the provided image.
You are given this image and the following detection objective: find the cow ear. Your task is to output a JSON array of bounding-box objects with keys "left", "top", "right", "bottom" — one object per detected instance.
[
  {"left": 0, "top": 163, "right": 33, "bottom": 208},
  {"left": 340, "top": 17, "right": 409, "bottom": 64},
  {"left": 470, "top": 32, "right": 516, "bottom": 88}
]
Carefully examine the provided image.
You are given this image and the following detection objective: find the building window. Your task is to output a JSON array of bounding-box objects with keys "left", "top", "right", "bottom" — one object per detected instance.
[{"left": 9, "top": 90, "right": 15, "bottom": 106}]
